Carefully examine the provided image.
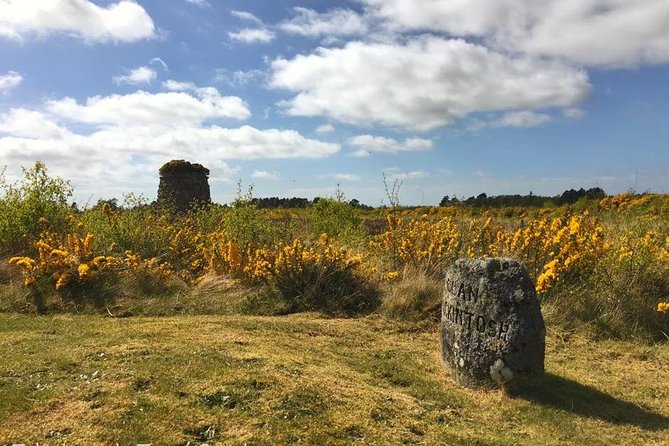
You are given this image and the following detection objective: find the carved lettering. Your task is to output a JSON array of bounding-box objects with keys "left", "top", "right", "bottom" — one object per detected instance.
[
  {"left": 498, "top": 321, "right": 510, "bottom": 340},
  {"left": 464, "top": 311, "right": 474, "bottom": 329},
  {"left": 487, "top": 319, "right": 497, "bottom": 337},
  {"left": 443, "top": 304, "right": 511, "bottom": 340},
  {"left": 457, "top": 283, "right": 466, "bottom": 300},
  {"left": 476, "top": 316, "right": 486, "bottom": 332}
]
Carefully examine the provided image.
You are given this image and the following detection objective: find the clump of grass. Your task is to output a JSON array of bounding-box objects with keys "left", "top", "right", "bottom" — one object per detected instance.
[{"left": 381, "top": 268, "right": 442, "bottom": 323}]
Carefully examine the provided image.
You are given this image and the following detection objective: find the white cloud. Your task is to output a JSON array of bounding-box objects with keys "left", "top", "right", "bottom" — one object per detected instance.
[
  {"left": 348, "top": 134, "right": 433, "bottom": 157},
  {"left": 162, "top": 80, "right": 196, "bottom": 92},
  {"left": 327, "top": 173, "right": 360, "bottom": 182},
  {"left": 384, "top": 169, "right": 430, "bottom": 181},
  {"left": 0, "top": 90, "right": 340, "bottom": 199},
  {"left": 231, "top": 10, "right": 262, "bottom": 25},
  {"left": 113, "top": 66, "right": 157, "bottom": 85},
  {"left": 280, "top": 7, "right": 369, "bottom": 37},
  {"left": 46, "top": 88, "right": 251, "bottom": 126},
  {"left": 0, "top": 0, "right": 155, "bottom": 43},
  {"left": 0, "top": 108, "right": 70, "bottom": 139},
  {"left": 271, "top": 37, "right": 590, "bottom": 130},
  {"left": 214, "top": 68, "right": 266, "bottom": 87},
  {"left": 0, "top": 71, "right": 22, "bottom": 94},
  {"left": 361, "top": 0, "right": 669, "bottom": 67},
  {"left": 186, "top": 0, "right": 210, "bottom": 7},
  {"left": 492, "top": 110, "right": 551, "bottom": 128},
  {"left": 228, "top": 28, "right": 275, "bottom": 44},
  {"left": 149, "top": 57, "right": 169, "bottom": 71},
  {"left": 315, "top": 123, "right": 335, "bottom": 133},
  {"left": 251, "top": 170, "right": 280, "bottom": 180},
  {"left": 563, "top": 107, "right": 586, "bottom": 119}
]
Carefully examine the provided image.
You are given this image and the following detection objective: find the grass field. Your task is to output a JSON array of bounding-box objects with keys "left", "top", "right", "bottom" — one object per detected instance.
[{"left": 1, "top": 313, "right": 667, "bottom": 445}]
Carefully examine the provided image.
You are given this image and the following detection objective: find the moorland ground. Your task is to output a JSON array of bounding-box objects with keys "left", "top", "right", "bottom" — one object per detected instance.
[
  {"left": 1, "top": 164, "right": 668, "bottom": 444},
  {"left": 0, "top": 313, "right": 668, "bottom": 445}
]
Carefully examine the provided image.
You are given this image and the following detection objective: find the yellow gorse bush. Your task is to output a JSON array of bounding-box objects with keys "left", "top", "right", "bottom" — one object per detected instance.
[
  {"left": 369, "top": 214, "right": 461, "bottom": 273},
  {"left": 370, "top": 210, "right": 609, "bottom": 295},
  {"left": 515, "top": 213, "right": 608, "bottom": 294},
  {"left": 205, "top": 231, "right": 374, "bottom": 313},
  {"left": 9, "top": 228, "right": 113, "bottom": 290},
  {"left": 8, "top": 219, "right": 182, "bottom": 292}
]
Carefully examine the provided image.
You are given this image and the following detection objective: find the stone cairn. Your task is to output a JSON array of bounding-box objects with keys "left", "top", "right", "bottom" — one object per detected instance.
[
  {"left": 441, "top": 258, "right": 545, "bottom": 390},
  {"left": 157, "top": 160, "right": 211, "bottom": 213}
]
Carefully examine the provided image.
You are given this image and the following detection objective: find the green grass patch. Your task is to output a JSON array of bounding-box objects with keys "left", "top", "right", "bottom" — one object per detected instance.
[{"left": 0, "top": 314, "right": 667, "bottom": 445}]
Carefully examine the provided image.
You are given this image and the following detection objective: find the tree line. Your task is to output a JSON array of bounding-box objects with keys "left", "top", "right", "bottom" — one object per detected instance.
[{"left": 440, "top": 187, "right": 607, "bottom": 208}]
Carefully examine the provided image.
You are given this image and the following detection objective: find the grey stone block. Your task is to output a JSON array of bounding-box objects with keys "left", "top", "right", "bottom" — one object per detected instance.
[{"left": 441, "top": 258, "right": 545, "bottom": 389}]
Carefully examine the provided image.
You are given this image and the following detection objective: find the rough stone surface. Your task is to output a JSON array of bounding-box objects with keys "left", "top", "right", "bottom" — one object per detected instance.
[
  {"left": 157, "top": 160, "right": 211, "bottom": 213},
  {"left": 441, "top": 258, "right": 545, "bottom": 389}
]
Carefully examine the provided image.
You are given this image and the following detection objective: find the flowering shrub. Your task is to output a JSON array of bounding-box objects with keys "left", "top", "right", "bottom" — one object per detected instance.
[
  {"left": 370, "top": 213, "right": 461, "bottom": 275},
  {"left": 207, "top": 233, "right": 377, "bottom": 315},
  {"left": 8, "top": 219, "right": 182, "bottom": 305},
  {"left": 527, "top": 213, "right": 608, "bottom": 294}
]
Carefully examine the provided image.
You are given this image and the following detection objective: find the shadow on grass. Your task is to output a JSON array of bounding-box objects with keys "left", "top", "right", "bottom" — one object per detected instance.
[{"left": 514, "top": 373, "right": 669, "bottom": 431}]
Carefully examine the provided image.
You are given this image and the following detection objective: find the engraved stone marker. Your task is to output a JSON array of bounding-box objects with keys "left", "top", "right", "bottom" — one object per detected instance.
[{"left": 441, "top": 258, "right": 545, "bottom": 389}]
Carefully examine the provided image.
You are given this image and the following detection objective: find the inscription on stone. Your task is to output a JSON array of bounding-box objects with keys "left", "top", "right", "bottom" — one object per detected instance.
[{"left": 441, "top": 258, "right": 545, "bottom": 389}]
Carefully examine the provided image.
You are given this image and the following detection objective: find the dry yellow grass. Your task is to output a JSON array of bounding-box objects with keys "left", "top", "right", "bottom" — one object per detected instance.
[{"left": 0, "top": 313, "right": 667, "bottom": 445}]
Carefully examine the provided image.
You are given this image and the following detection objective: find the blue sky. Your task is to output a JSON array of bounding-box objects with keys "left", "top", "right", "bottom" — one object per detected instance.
[{"left": 0, "top": 0, "right": 668, "bottom": 206}]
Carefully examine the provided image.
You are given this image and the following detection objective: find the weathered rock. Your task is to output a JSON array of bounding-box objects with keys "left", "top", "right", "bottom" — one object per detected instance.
[
  {"left": 441, "top": 258, "right": 545, "bottom": 389},
  {"left": 157, "top": 160, "right": 211, "bottom": 213}
]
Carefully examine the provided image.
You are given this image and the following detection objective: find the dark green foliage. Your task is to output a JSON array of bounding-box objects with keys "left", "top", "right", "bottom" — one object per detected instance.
[{"left": 0, "top": 162, "right": 73, "bottom": 255}]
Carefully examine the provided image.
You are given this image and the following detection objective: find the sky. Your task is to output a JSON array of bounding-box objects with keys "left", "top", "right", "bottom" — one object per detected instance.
[{"left": 0, "top": 0, "right": 668, "bottom": 207}]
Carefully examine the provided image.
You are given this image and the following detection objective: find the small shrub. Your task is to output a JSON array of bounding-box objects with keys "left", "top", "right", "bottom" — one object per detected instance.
[
  {"left": 7, "top": 226, "right": 185, "bottom": 310},
  {"left": 0, "top": 162, "right": 72, "bottom": 255},
  {"left": 247, "top": 235, "right": 380, "bottom": 316},
  {"left": 311, "top": 187, "right": 366, "bottom": 245},
  {"left": 82, "top": 194, "right": 172, "bottom": 259}
]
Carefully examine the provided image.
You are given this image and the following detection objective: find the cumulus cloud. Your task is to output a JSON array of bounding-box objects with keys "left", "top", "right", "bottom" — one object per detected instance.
[
  {"left": 0, "top": 89, "right": 340, "bottom": 199},
  {"left": 231, "top": 10, "right": 262, "bottom": 25},
  {"left": 348, "top": 134, "right": 433, "bottom": 157},
  {"left": 162, "top": 80, "right": 196, "bottom": 92},
  {"left": 316, "top": 123, "right": 335, "bottom": 133},
  {"left": 0, "top": 71, "right": 22, "bottom": 94},
  {"left": 492, "top": 110, "right": 551, "bottom": 128},
  {"left": 46, "top": 88, "right": 251, "bottom": 126},
  {"left": 280, "top": 7, "right": 369, "bottom": 37},
  {"left": 0, "top": 108, "right": 70, "bottom": 139},
  {"left": 361, "top": 0, "right": 669, "bottom": 67},
  {"left": 0, "top": 0, "right": 155, "bottom": 43},
  {"left": 113, "top": 66, "right": 157, "bottom": 85},
  {"left": 271, "top": 37, "right": 590, "bottom": 130},
  {"left": 251, "top": 170, "right": 280, "bottom": 180},
  {"left": 228, "top": 28, "right": 275, "bottom": 44}
]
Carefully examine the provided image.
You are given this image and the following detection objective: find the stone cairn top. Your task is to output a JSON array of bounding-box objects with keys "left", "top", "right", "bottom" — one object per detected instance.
[
  {"left": 441, "top": 257, "right": 545, "bottom": 390},
  {"left": 157, "top": 160, "right": 211, "bottom": 213}
]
